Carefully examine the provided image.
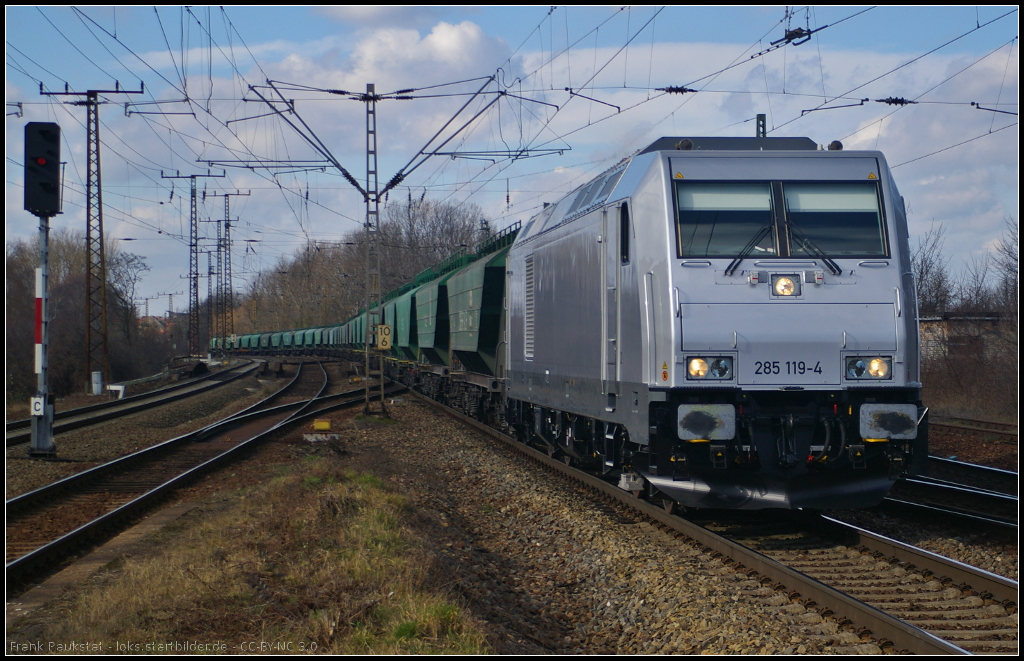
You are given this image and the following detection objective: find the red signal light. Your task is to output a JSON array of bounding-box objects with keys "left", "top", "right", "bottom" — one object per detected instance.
[{"left": 25, "top": 122, "right": 62, "bottom": 216}]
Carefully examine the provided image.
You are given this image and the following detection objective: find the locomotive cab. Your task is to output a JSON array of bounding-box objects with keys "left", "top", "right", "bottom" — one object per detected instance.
[
  {"left": 506, "top": 136, "right": 924, "bottom": 511},
  {"left": 641, "top": 138, "right": 924, "bottom": 509}
]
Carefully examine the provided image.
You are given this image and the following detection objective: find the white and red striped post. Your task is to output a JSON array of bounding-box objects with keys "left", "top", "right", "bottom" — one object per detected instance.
[{"left": 30, "top": 215, "right": 56, "bottom": 456}]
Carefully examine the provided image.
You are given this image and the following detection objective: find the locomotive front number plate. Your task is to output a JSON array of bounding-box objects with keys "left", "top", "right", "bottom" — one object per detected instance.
[
  {"left": 742, "top": 356, "right": 836, "bottom": 385},
  {"left": 753, "top": 360, "right": 823, "bottom": 376}
]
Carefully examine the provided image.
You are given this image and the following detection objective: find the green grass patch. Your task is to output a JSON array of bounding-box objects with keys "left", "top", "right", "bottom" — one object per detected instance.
[
  {"left": 393, "top": 620, "right": 419, "bottom": 640},
  {"left": 354, "top": 473, "right": 384, "bottom": 488},
  {"left": 7, "top": 457, "right": 489, "bottom": 654}
]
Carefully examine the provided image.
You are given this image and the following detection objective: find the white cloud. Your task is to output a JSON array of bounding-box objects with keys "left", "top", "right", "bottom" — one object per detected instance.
[{"left": 344, "top": 21, "right": 508, "bottom": 87}]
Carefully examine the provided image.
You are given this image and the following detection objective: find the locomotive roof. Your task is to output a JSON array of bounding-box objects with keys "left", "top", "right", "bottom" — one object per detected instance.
[{"left": 639, "top": 136, "right": 818, "bottom": 154}]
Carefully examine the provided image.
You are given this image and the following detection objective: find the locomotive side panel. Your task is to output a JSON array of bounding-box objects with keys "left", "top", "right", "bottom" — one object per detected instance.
[
  {"left": 507, "top": 212, "right": 604, "bottom": 418},
  {"left": 631, "top": 154, "right": 676, "bottom": 392}
]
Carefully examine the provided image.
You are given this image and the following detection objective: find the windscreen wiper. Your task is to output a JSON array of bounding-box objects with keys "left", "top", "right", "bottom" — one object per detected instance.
[
  {"left": 725, "top": 219, "right": 774, "bottom": 276},
  {"left": 787, "top": 223, "right": 842, "bottom": 275}
]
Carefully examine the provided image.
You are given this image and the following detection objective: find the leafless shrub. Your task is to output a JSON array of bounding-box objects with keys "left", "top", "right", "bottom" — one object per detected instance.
[
  {"left": 237, "top": 198, "right": 487, "bottom": 334},
  {"left": 911, "top": 223, "right": 953, "bottom": 316},
  {"left": 912, "top": 220, "right": 1017, "bottom": 420},
  {"left": 6, "top": 230, "right": 169, "bottom": 400}
]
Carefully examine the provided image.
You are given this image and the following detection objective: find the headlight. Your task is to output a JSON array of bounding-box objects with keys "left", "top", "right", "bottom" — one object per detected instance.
[
  {"left": 687, "top": 356, "right": 733, "bottom": 380},
  {"left": 846, "top": 356, "right": 891, "bottom": 380},
  {"left": 772, "top": 274, "right": 801, "bottom": 297},
  {"left": 709, "top": 358, "right": 732, "bottom": 378},
  {"left": 868, "top": 358, "right": 888, "bottom": 378}
]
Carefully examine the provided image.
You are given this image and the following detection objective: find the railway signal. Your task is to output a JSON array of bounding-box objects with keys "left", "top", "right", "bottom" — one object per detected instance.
[
  {"left": 24, "top": 122, "right": 62, "bottom": 216},
  {"left": 24, "top": 122, "right": 63, "bottom": 458}
]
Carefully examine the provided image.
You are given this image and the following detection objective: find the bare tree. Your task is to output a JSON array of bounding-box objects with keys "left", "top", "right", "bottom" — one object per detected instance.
[
  {"left": 378, "top": 198, "right": 485, "bottom": 289},
  {"left": 986, "top": 216, "right": 1018, "bottom": 373},
  {"left": 910, "top": 223, "right": 952, "bottom": 316},
  {"left": 6, "top": 230, "right": 170, "bottom": 400},
  {"left": 992, "top": 217, "right": 1018, "bottom": 313},
  {"left": 953, "top": 252, "right": 995, "bottom": 317},
  {"left": 5, "top": 240, "right": 37, "bottom": 399},
  {"left": 911, "top": 219, "right": 1018, "bottom": 420},
  {"left": 236, "top": 198, "right": 490, "bottom": 334},
  {"left": 108, "top": 251, "right": 151, "bottom": 343}
]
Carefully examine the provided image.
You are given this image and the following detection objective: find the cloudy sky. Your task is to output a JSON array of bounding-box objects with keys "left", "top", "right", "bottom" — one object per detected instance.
[{"left": 6, "top": 6, "right": 1018, "bottom": 316}]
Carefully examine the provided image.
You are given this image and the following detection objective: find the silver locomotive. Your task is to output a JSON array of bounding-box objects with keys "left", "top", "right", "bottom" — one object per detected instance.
[{"left": 505, "top": 136, "right": 925, "bottom": 510}]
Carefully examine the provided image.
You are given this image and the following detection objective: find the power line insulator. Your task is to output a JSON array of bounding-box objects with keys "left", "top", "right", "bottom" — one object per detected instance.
[
  {"left": 658, "top": 86, "right": 698, "bottom": 95},
  {"left": 876, "top": 97, "right": 917, "bottom": 106}
]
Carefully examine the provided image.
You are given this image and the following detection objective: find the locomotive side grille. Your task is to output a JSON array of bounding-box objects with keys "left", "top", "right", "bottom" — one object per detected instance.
[{"left": 524, "top": 254, "right": 535, "bottom": 359}]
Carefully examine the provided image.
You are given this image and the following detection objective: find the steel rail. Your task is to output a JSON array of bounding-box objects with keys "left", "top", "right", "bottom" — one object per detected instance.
[
  {"left": 6, "top": 362, "right": 260, "bottom": 446},
  {"left": 930, "top": 419, "right": 1018, "bottom": 439},
  {"left": 6, "top": 374, "right": 405, "bottom": 590},
  {"left": 926, "top": 456, "right": 1018, "bottom": 497},
  {"left": 5, "top": 361, "right": 255, "bottom": 433},
  {"left": 410, "top": 391, "right": 970, "bottom": 655},
  {"left": 194, "top": 378, "right": 392, "bottom": 431},
  {"left": 881, "top": 497, "right": 1018, "bottom": 529},
  {"left": 5, "top": 362, "right": 325, "bottom": 587},
  {"left": 819, "top": 516, "right": 1018, "bottom": 607},
  {"left": 888, "top": 476, "right": 1017, "bottom": 526},
  {"left": 909, "top": 473, "right": 1016, "bottom": 497},
  {"left": 5, "top": 362, "right": 305, "bottom": 517},
  {"left": 931, "top": 415, "right": 1017, "bottom": 431}
]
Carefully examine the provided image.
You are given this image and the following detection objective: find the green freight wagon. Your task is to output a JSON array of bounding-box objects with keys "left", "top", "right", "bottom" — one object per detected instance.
[
  {"left": 446, "top": 245, "right": 511, "bottom": 377},
  {"left": 415, "top": 250, "right": 473, "bottom": 366},
  {"left": 394, "top": 286, "right": 421, "bottom": 361}
]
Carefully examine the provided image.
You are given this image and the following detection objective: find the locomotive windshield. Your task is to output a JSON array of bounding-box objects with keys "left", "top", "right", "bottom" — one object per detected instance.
[
  {"left": 674, "top": 180, "right": 887, "bottom": 259},
  {"left": 783, "top": 182, "right": 886, "bottom": 257},
  {"left": 675, "top": 183, "right": 776, "bottom": 258}
]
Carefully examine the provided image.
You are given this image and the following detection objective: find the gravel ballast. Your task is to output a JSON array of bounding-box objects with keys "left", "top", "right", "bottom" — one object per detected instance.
[
  {"left": 333, "top": 400, "right": 881, "bottom": 654},
  {"left": 5, "top": 374, "right": 285, "bottom": 499},
  {"left": 8, "top": 380, "right": 1015, "bottom": 654}
]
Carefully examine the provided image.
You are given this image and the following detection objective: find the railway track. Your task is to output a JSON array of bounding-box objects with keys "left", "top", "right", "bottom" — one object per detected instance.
[
  {"left": 930, "top": 416, "right": 1018, "bottom": 440},
  {"left": 412, "top": 391, "right": 1018, "bottom": 655},
  {"left": 5, "top": 361, "right": 259, "bottom": 447},
  {"left": 5, "top": 361, "right": 405, "bottom": 591},
  {"left": 705, "top": 514, "right": 1018, "bottom": 654},
  {"left": 885, "top": 477, "right": 1017, "bottom": 527},
  {"left": 926, "top": 456, "right": 1018, "bottom": 497},
  {"left": 876, "top": 457, "right": 1020, "bottom": 527}
]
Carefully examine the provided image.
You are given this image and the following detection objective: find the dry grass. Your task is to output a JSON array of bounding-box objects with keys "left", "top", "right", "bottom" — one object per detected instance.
[
  {"left": 24, "top": 450, "right": 488, "bottom": 654},
  {"left": 921, "top": 352, "right": 1017, "bottom": 422}
]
